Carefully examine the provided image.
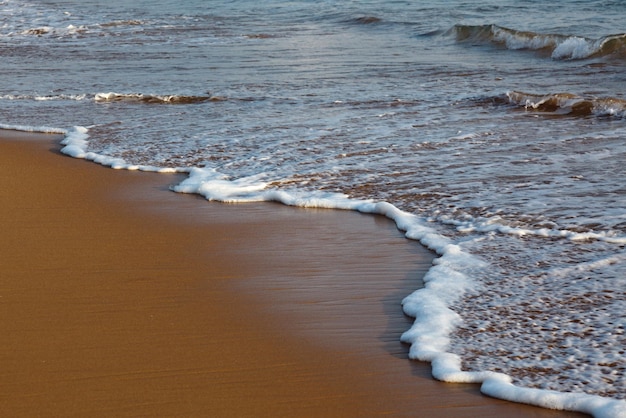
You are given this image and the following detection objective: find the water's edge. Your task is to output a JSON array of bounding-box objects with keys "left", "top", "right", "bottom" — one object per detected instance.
[{"left": 3, "top": 124, "right": 622, "bottom": 417}]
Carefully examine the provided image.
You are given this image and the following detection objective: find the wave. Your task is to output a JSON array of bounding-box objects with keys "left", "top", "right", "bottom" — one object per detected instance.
[
  {"left": 450, "top": 24, "right": 626, "bottom": 60},
  {"left": 99, "top": 20, "right": 144, "bottom": 28},
  {"left": 0, "top": 94, "right": 88, "bottom": 101},
  {"left": 94, "top": 92, "right": 219, "bottom": 104},
  {"left": 15, "top": 24, "right": 89, "bottom": 38},
  {"left": 346, "top": 16, "right": 383, "bottom": 25},
  {"left": 0, "top": 92, "right": 223, "bottom": 105},
  {"left": 507, "top": 91, "right": 626, "bottom": 117}
]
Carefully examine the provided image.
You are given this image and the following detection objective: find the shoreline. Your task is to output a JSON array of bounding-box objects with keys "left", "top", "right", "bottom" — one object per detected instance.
[{"left": 0, "top": 129, "right": 588, "bottom": 417}]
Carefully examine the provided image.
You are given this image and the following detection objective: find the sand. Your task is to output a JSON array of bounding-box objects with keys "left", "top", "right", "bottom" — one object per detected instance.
[{"left": 0, "top": 129, "right": 587, "bottom": 417}]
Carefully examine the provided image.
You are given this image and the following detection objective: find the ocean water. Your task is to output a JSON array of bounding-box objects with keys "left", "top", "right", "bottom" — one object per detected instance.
[{"left": 1, "top": 0, "right": 625, "bottom": 415}]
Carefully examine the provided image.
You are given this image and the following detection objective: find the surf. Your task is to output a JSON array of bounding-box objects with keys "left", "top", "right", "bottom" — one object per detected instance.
[
  {"left": 449, "top": 24, "right": 626, "bottom": 60},
  {"left": 507, "top": 91, "right": 626, "bottom": 118}
]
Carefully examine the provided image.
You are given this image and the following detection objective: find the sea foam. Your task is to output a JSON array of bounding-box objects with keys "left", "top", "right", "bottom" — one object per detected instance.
[{"left": 60, "top": 126, "right": 180, "bottom": 173}]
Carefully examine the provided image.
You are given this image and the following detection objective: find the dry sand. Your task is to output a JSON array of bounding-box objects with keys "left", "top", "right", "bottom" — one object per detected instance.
[{"left": 0, "top": 130, "right": 587, "bottom": 417}]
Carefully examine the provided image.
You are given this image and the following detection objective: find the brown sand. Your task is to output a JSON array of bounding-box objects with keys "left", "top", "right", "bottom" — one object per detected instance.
[{"left": 0, "top": 130, "right": 587, "bottom": 417}]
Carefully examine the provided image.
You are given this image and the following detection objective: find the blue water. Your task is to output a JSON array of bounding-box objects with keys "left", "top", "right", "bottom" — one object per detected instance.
[{"left": 1, "top": 0, "right": 625, "bottom": 415}]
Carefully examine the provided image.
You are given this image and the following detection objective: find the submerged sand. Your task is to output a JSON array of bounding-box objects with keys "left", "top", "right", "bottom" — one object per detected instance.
[{"left": 0, "top": 130, "right": 587, "bottom": 417}]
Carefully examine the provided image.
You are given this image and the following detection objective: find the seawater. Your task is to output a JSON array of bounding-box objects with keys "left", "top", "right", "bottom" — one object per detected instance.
[{"left": 1, "top": 0, "right": 625, "bottom": 415}]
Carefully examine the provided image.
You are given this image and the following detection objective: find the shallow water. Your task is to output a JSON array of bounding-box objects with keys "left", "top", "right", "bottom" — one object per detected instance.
[{"left": 1, "top": 0, "right": 625, "bottom": 414}]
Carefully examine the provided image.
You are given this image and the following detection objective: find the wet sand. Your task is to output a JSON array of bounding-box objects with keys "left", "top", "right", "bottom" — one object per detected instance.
[{"left": 0, "top": 130, "right": 587, "bottom": 417}]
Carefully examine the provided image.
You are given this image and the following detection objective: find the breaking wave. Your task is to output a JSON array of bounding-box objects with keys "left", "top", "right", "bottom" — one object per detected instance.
[
  {"left": 507, "top": 91, "right": 626, "bottom": 117},
  {"left": 450, "top": 24, "right": 626, "bottom": 60}
]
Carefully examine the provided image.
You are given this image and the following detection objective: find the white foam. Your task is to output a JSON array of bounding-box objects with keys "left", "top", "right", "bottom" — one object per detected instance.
[
  {"left": 94, "top": 92, "right": 141, "bottom": 102},
  {"left": 548, "top": 253, "right": 626, "bottom": 278},
  {"left": 59, "top": 126, "right": 180, "bottom": 173},
  {"left": 0, "top": 94, "right": 88, "bottom": 101},
  {"left": 552, "top": 37, "right": 595, "bottom": 59},
  {"left": 441, "top": 213, "right": 626, "bottom": 245},
  {"left": 0, "top": 122, "right": 66, "bottom": 134},
  {"left": 173, "top": 167, "right": 269, "bottom": 202},
  {"left": 482, "top": 377, "right": 626, "bottom": 418}
]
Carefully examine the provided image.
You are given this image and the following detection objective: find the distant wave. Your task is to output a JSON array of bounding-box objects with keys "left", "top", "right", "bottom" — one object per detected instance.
[
  {"left": 15, "top": 24, "right": 88, "bottom": 37},
  {"left": 450, "top": 24, "right": 626, "bottom": 60},
  {"left": 99, "top": 20, "right": 144, "bottom": 28},
  {"left": 507, "top": 91, "right": 626, "bottom": 117},
  {"left": 0, "top": 94, "right": 87, "bottom": 101},
  {"left": 7, "top": 19, "right": 145, "bottom": 39},
  {"left": 0, "top": 92, "right": 222, "bottom": 105},
  {"left": 94, "top": 92, "right": 221, "bottom": 104},
  {"left": 347, "top": 16, "right": 382, "bottom": 25}
]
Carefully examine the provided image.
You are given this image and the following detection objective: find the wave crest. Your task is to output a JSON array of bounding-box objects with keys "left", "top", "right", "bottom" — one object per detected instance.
[
  {"left": 507, "top": 91, "right": 626, "bottom": 117},
  {"left": 450, "top": 24, "right": 626, "bottom": 60}
]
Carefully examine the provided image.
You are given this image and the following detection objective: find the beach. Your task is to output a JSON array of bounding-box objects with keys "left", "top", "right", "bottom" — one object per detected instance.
[{"left": 0, "top": 130, "right": 589, "bottom": 417}]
